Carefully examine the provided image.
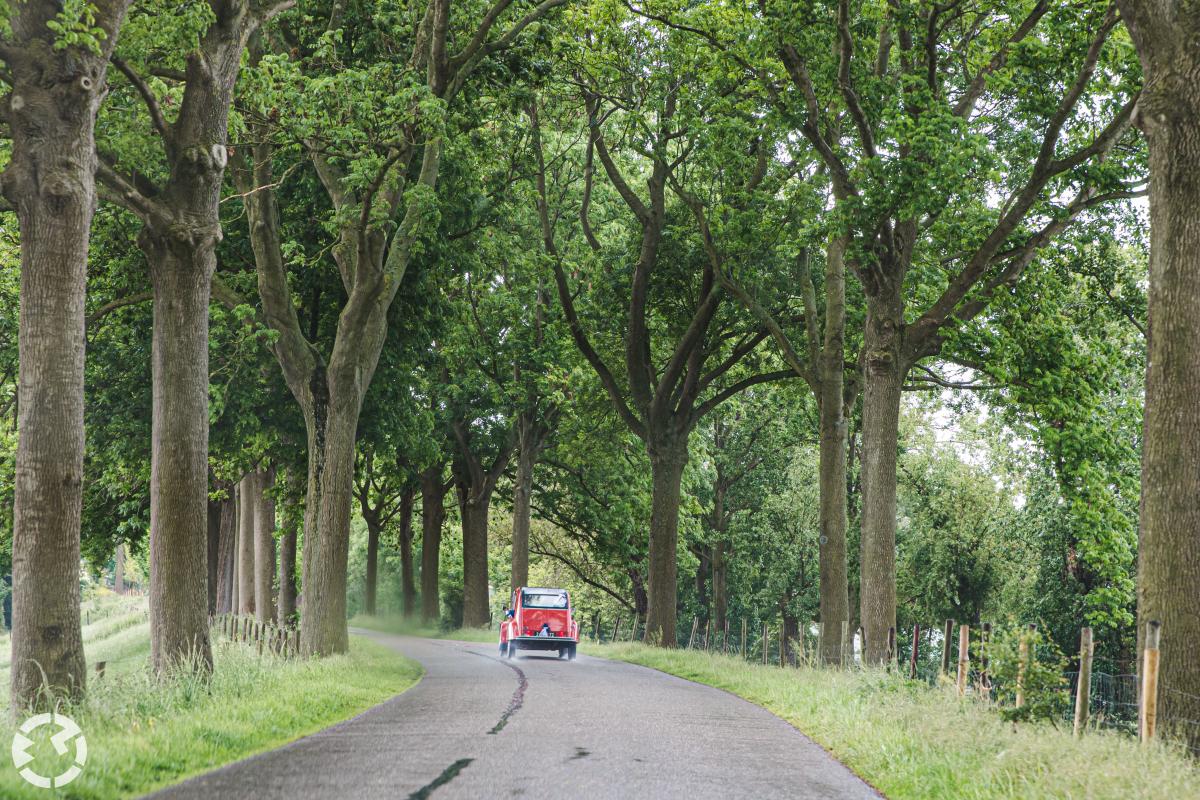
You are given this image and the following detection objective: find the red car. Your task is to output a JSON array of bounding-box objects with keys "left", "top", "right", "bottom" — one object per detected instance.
[{"left": 500, "top": 586, "right": 578, "bottom": 660}]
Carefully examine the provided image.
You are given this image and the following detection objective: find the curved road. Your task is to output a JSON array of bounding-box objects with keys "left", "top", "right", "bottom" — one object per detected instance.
[{"left": 148, "top": 630, "right": 879, "bottom": 799}]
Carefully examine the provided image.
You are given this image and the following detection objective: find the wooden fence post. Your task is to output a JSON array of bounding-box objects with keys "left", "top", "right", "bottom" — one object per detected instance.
[
  {"left": 723, "top": 620, "right": 730, "bottom": 655},
  {"left": 909, "top": 623, "right": 921, "bottom": 680},
  {"left": 1015, "top": 623, "right": 1036, "bottom": 710},
  {"left": 956, "top": 624, "right": 970, "bottom": 696},
  {"left": 1140, "top": 620, "right": 1162, "bottom": 743},
  {"left": 941, "top": 618, "right": 955, "bottom": 676},
  {"left": 779, "top": 626, "right": 786, "bottom": 668},
  {"left": 761, "top": 622, "right": 769, "bottom": 665},
  {"left": 1073, "top": 626, "right": 1094, "bottom": 736},
  {"left": 610, "top": 616, "right": 621, "bottom": 642},
  {"left": 887, "top": 626, "right": 896, "bottom": 669},
  {"left": 705, "top": 619, "right": 713, "bottom": 652},
  {"left": 741, "top": 619, "right": 747, "bottom": 658},
  {"left": 687, "top": 616, "right": 699, "bottom": 649},
  {"left": 593, "top": 613, "right": 601, "bottom": 641}
]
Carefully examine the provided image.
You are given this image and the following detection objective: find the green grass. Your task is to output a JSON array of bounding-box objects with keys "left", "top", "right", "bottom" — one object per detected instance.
[
  {"left": 587, "top": 642, "right": 1200, "bottom": 800},
  {"left": 348, "top": 613, "right": 498, "bottom": 643},
  {"left": 2, "top": 598, "right": 422, "bottom": 799}
]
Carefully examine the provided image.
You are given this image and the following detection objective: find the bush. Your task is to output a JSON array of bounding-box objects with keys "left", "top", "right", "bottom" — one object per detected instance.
[{"left": 985, "top": 623, "right": 1069, "bottom": 723}]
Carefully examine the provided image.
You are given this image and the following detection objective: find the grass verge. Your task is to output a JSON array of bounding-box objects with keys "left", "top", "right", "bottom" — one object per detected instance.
[
  {"left": 348, "top": 613, "right": 497, "bottom": 643},
  {"left": 2, "top": 605, "right": 421, "bottom": 799},
  {"left": 587, "top": 642, "right": 1199, "bottom": 800}
]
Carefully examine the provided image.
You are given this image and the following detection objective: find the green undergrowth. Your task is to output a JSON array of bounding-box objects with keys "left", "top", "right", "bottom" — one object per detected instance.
[
  {"left": 1, "top": 609, "right": 421, "bottom": 799},
  {"left": 587, "top": 642, "right": 1199, "bottom": 800},
  {"left": 348, "top": 613, "right": 498, "bottom": 643}
]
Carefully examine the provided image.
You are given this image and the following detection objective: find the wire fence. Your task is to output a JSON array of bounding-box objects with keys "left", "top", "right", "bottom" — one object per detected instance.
[{"left": 580, "top": 611, "right": 1200, "bottom": 754}]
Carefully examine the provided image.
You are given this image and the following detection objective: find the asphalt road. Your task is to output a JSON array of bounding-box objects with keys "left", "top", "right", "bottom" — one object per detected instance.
[{"left": 147, "top": 629, "right": 879, "bottom": 799}]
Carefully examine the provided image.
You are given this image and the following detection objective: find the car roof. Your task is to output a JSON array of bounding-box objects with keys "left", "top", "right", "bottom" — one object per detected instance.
[{"left": 522, "top": 587, "right": 568, "bottom": 594}]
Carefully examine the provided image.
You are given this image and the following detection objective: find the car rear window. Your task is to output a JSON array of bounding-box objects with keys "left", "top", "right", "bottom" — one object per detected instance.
[{"left": 522, "top": 591, "right": 568, "bottom": 609}]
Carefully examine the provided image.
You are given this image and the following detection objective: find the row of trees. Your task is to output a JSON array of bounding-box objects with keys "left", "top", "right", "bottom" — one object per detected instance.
[{"left": 1, "top": 0, "right": 1196, "bottom": 750}]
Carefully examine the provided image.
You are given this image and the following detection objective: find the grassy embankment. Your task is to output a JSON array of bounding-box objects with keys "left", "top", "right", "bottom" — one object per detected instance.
[
  {"left": 586, "top": 642, "right": 1199, "bottom": 800},
  {"left": 347, "top": 613, "right": 498, "bottom": 643},
  {"left": 1, "top": 593, "right": 421, "bottom": 799}
]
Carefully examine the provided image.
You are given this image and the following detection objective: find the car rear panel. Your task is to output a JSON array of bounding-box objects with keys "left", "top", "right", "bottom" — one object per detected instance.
[{"left": 519, "top": 608, "right": 571, "bottom": 637}]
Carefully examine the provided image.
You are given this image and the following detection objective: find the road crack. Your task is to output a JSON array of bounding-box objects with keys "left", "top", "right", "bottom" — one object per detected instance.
[{"left": 467, "top": 650, "right": 528, "bottom": 735}]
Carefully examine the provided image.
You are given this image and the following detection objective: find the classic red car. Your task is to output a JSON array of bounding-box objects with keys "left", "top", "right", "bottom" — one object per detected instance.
[{"left": 500, "top": 586, "right": 578, "bottom": 660}]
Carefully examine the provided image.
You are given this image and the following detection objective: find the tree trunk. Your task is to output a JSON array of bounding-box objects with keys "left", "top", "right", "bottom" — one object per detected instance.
[
  {"left": 817, "top": 365, "right": 851, "bottom": 665},
  {"left": 1117, "top": 6, "right": 1200, "bottom": 749},
  {"left": 231, "top": 486, "right": 241, "bottom": 614},
  {"left": 859, "top": 287, "right": 904, "bottom": 665},
  {"left": 254, "top": 466, "right": 276, "bottom": 623},
  {"left": 459, "top": 487, "right": 494, "bottom": 628},
  {"left": 782, "top": 611, "right": 800, "bottom": 666},
  {"left": 300, "top": 388, "right": 366, "bottom": 655},
  {"left": 206, "top": 495, "right": 223, "bottom": 615},
  {"left": 3, "top": 2, "right": 128, "bottom": 707},
  {"left": 695, "top": 545, "right": 711, "bottom": 625},
  {"left": 644, "top": 440, "right": 688, "bottom": 646},
  {"left": 629, "top": 569, "right": 649, "bottom": 618},
  {"left": 510, "top": 417, "right": 538, "bottom": 592},
  {"left": 363, "top": 510, "right": 381, "bottom": 617},
  {"left": 237, "top": 473, "right": 257, "bottom": 615},
  {"left": 115, "top": 544, "right": 126, "bottom": 595},
  {"left": 214, "top": 496, "right": 237, "bottom": 614},
  {"left": 399, "top": 487, "right": 417, "bottom": 618},
  {"left": 145, "top": 242, "right": 215, "bottom": 673},
  {"left": 712, "top": 541, "right": 728, "bottom": 632},
  {"left": 420, "top": 467, "right": 447, "bottom": 625},
  {"left": 277, "top": 509, "right": 298, "bottom": 626}
]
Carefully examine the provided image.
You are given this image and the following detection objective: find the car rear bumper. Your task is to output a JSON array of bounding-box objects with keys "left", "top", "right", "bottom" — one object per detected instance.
[{"left": 510, "top": 636, "right": 577, "bottom": 650}]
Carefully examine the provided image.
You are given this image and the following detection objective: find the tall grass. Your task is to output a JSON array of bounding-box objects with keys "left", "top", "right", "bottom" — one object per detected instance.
[
  {"left": 590, "top": 642, "right": 1199, "bottom": 800},
  {"left": 2, "top": 609, "right": 421, "bottom": 799}
]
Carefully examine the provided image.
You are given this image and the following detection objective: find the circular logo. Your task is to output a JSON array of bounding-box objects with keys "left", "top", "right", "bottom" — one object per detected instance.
[{"left": 11, "top": 713, "right": 87, "bottom": 789}]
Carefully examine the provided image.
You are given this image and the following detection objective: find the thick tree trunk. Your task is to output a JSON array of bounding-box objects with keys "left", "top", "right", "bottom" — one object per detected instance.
[
  {"left": 115, "top": 544, "right": 126, "bottom": 595},
  {"left": 420, "top": 467, "right": 447, "bottom": 625},
  {"left": 510, "top": 418, "right": 538, "bottom": 592},
  {"left": 300, "top": 388, "right": 365, "bottom": 655},
  {"left": 459, "top": 488, "right": 494, "bottom": 628},
  {"left": 364, "top": 512, "right": 381, "bottom": 616},
  {"left": 3, "top": 4, "right": 127, "bottom": 707},
  {"left": 237, "top": 473, "right": 257, "bottom": 615},
  {"left": 254, "top": 467, "right": 276, "bottom": 623},
  {"left": 145, "top": 243, "right": 215, "bottom": 673},
  {"left": 644, "top": 441, "right": 688, "bottom": 646},
  {"left": 399, "top": 488, "right": 417, "bottom": 618},
  {"left": 859, "top": 288, "right": 904, "bottom": 665},
  {"left": 214, "top": 496, "right": 237, "bottom": 614},
  {"left": 1118, "top": 10, "right": 1200, "bottom": 748},
  {"left": 277, "top": 511, "right": 298, "bottom": 626}
]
